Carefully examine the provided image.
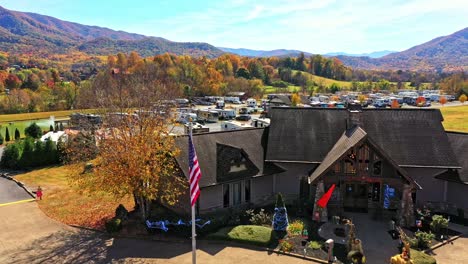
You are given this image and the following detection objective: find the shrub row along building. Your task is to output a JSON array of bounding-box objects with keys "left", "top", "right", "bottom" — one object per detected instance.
[{"left": 174, "top": 107, "right": 468, "bottom": 223}]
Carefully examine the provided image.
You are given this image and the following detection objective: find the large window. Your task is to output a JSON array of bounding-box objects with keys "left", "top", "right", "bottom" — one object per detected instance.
[{"left": 223, "top": 180, "right": 251, "bottom": 207}]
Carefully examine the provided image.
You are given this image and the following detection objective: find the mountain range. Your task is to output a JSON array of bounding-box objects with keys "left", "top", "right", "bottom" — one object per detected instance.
[
  {"left": 218, "top": 47, "right": 395, "bottom": 58},
  {"left": 0, "top": 5, "right": 223, "bottom": 58},
  {"left": 0, "top": 5, "right": 466, "bottom": 72}
]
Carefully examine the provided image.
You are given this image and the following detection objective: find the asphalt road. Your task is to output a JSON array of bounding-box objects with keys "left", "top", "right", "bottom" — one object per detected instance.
[{"left": 0, "top": 176, "right": 33, "bottom": 204}]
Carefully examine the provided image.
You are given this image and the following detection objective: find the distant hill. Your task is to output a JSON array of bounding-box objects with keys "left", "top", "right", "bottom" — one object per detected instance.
[
  {"left": 324, "top": 50, "right": 396, "bottom": 58},
  {"left": 219, "top": 47, "right": 312, "bottom": 57},
  {"left": 0, "top": 6, "right": 223, "bottom": 57},
  {"left": 336, "top": 28, "right": 468, "bottom": 72}
]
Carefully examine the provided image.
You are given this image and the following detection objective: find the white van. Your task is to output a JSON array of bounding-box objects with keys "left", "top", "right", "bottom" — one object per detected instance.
[{"left": 246, "top": 98, "right": 257, "bottom": 108}]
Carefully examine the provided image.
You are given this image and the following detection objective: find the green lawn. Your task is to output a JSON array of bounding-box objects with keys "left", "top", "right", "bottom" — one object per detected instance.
[
  {"left": 0, "top": 109, "right": 95, "bottom": 123},
  {"left": 207, "top": 225, "right": 277, "bottom": 247},
  {"left": 440, "top": 105, "right": 468, "bottom": 133}
]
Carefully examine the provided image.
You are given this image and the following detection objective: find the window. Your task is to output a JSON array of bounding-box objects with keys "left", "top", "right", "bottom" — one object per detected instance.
[
  {"left": 333, "top": 162, "right": 341, "bottom": 173},
  {"left": 345, "top": 160, "right": 356, "bottom": 174},
  {"left": 223, "top": 180, "right": 251, "bottom": 207},
  {"left": 373, "top": 161, "right": 382, "bottom": 176},
  {"left": 245, "top": 180, "right": 251, "bottom": 202},
  {"left": 223, "top": 184, "right": 230, "bottom": 208},
  {"left": 233, "top": 182, "right": 241, "bottom": 205}
]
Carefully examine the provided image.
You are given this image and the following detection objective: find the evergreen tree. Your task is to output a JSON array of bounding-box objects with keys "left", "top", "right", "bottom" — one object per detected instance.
[
  {"left": 19, "top": 137, "right": 35, "bottom": 167},
  {"left": 25, "top": 123, "right": 42, "bottom": 139},
  {"left": 59, "top": 122, "right": 64, "bottom": 131},
  {"left": 44, "top": 139, "right": 59, "bottom": 165},
  {"left": 0, "top": 133, "right": 3, "bottom": 145},
  {"left": 0, "top": 143, "right": 21, "bottom": 169},
  {"left": 14, "top": 128, "right": 20, "bottom": 140},
  {"left": 5, "top": 127, "right": 10, "bottom": 142},
  {"left": 34, "top": 140, "right": 45, "bottom": 165},
  {"left": 49, "top": 125, "right": 54, "bottom": 132}
]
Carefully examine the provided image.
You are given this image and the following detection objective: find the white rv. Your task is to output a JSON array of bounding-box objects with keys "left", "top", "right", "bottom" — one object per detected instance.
[
  {"left": 221, "top": 120, "right": 254, "bottom": 131},
  {"left": 246, "top": 98, "right": 257, "bottom": 108},
  {"left": 251, "top": 118, "right": 270, "bottom": 128}
]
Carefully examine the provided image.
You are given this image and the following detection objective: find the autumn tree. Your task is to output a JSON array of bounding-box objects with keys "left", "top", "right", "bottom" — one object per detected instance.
[
  {"left": 391, "top": 99, "right": 400, "bottom": 108},
  {"left": 439, "top": 96, "right": 447, "bottom": 106},
  {"left": 416, "top": 96, "right": 426, "bottom": 107},
  {"left": 70, "top": 66, "right": 187, "bottom": 221},
  {"left": 460, "top": 94, "right": 467, "bottom": 104},
  {"left": 291, "top": 93, "right": 301, "bottom": 106}
]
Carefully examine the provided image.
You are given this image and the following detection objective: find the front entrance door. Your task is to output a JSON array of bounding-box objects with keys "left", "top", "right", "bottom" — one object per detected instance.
[{"left": 344, "top": 182, "right": 368, "bottom": 212}]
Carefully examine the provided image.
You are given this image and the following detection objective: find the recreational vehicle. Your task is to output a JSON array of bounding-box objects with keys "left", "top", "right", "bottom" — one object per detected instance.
[
  {"left": 251, "top": 118, "right": 270, "bottom": 128},
  {"left": 246, "top": 98, "right": 257, "bottom": 108},
  {"left": 212, "top": 109, "right": 236, "bottom": 120},
  {"left": 197, "top": 109, "right": 220, "bottom": 123},
  {"left": 221, "top": 120, "right": 253, "bottom": 131}
]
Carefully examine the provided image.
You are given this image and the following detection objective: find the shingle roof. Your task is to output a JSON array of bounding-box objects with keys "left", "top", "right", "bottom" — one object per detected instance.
[
  {"left": 175, "top": 128, "right": 282, "bottom": 187},
  {"left": 443, "top": 132, "right": 468, "bottom": 183},
  {"left": 267, "top": 108, "right": 460, "bottom": 168},
  {"left": 266, "top": 108, "right": 348, "bottom": 163},
  {"left": 308, "top": 126, "right": 367, "bottom": 182},
  {"left": 361, "top": 109, "right": 459, "bottom": 168}
]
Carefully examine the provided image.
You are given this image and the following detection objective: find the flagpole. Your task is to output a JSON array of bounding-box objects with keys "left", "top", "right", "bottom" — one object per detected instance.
[{"left": 189, "top": 119, "right": 197, "bottom": 264}]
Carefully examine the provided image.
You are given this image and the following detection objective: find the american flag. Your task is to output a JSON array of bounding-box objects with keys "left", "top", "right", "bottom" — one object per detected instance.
[{"left": 189, "top": 134, "right": 201, "bottom": 207}]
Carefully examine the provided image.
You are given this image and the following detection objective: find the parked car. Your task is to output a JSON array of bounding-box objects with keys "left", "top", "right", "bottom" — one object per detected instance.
[{"left": 236, "top": 114, "right": 251, "bottom": 121}]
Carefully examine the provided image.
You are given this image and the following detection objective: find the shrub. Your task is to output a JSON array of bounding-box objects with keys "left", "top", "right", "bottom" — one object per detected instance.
[
  {"left": 430, "top": 215, "right": 448, "bottom": 234},
  {"left": 271, "top": 80, "right": 289, "bottom": 88},
  {"left": 287, "top": 219, "right": 304, "bottom": 236},
  {"left": 413, "top": 231, "right": 435, "bottom": 249},
  {"left": 245, "top": 208, "right": 272, "bottom": 226},
  {"left": 115, "top": 204, "right": 129, "bottom": 220},
  {"left": 5, "top": 127, "right": 10, "bottom": 142},
  {"left": 14, "top": 128, "right": 20, "bottom": 140},
  {"left": 0, "top": 143, "right": 21, "bottom": 169},
  {"left": 279, "top": 239, "right": 294, "bottom": 252},
  {"left": 105, "top": 217, "right": 122, "bottom": 233},
  {"left": 308, "top": 240, "right": 322, "bottom": 250},
  {"left": 25, "top": 123, "right": 42, "bottom": 139},
  {"left": 0, "top": 134, "right": 3, "bottom": 145}
]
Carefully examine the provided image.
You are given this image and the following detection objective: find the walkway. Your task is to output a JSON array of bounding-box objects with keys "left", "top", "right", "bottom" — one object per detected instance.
[{"left": 428, "top": 223, "right": 468, "bottom": 264}]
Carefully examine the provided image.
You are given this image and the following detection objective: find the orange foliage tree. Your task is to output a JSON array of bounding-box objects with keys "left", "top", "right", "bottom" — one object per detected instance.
[
  {"left": 391, "top": 99, "right": 400, "bottom": 108},
  {"left": 416, "top": 96, "right": 426, "bottom": 107},
  {"left": 439, "top": 96, "right": 447, "bottom": 106},
  {"left": 70, "top": 66, "right": 187, "bottom": 221}
]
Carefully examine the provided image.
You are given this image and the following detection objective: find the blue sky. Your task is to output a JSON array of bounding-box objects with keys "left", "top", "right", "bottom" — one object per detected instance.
[{"left": 0, "top": 0, "right": 466, "bottom": 54}]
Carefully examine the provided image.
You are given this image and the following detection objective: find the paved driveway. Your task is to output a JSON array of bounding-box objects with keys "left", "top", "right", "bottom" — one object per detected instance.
[
  {"left": 0, "top": 181, "right": 311, "bottom": 264},
  {"left": 0, "top": 176, "right": 33, "bottom": 204}
]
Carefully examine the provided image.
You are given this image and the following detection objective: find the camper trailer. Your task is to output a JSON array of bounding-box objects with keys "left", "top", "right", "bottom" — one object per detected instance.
[
  {"left": 184, "top": 122, "right": 209, "bottom": 134},
  {"left": 197, "top": 109, "right": 220, "bottom": 123},
  {"left": 246, "top": 98, "right": 257, "bottom": 108},
  {"left": 176, "top": 112, "right": 197, "bottom": 124},
  {"left": 212, "top": 109, "right": 236, "bottom": 120},
  {"left": 221, "top": 120, "right": 253, "bottom": 131},
  {"left": 251, "top": 118, "right": 270, "bottom": 128}
]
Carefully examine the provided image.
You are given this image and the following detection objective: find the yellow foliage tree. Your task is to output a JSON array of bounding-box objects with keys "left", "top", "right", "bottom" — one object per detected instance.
[
  {"left": 291, "top": 93, "right": 301, "bottom": 106},
  {"left": 460, "top": 94, "right": 467, "bottom": 104}
]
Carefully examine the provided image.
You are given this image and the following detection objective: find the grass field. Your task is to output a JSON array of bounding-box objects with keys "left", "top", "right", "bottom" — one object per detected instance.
[
  {"left": 15, "top": 165, "right": 134, "bottom": 230},
  {"left": 440, "top": 105, "right": 468, "bottom": 133},
  {"left": 0, "top": 109, "right": 95, "bottom": 123}
]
